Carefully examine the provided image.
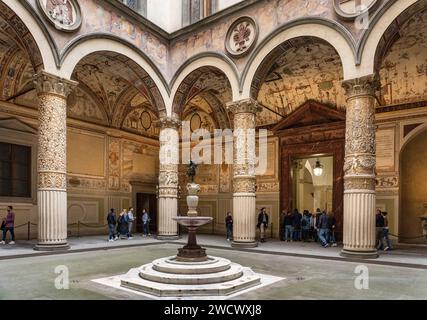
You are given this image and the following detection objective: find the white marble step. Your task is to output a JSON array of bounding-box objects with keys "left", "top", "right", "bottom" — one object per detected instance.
[
  {"left": 121, "top": 267, "right": 261, "bottom": 297},
  {"left": 152, "top": 256, "right": 232, "bottom": 274},
  {"left": 139, "top": 262, "right": 244, "bottom": 285}
]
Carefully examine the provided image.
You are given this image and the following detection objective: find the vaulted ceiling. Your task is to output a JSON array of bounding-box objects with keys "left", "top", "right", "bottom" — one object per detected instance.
[
  {"left": 379, "top": 8, "right": 427, "bottom": 106},
  {"left": 180, "top": 68, "right": 232, "bottom": 133},
  {"left": 70, "top": 52, "right": 162, "bottom": 137},
  {"left": 0, "top": 15, "right": 39, "bottom": 102},
  {"left": 256, "top": 38, "right": 345, "bottom": 127}
]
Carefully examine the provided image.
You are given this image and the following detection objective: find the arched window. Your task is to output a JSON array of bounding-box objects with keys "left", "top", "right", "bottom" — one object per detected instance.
[{"left": 183, "top": 0, "right": 217, "bottom": 26}]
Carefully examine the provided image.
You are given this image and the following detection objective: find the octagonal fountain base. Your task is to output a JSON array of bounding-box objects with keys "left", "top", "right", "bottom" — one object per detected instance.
[{"left": 120, "top": 255, "right": 261, "bottom": 297}]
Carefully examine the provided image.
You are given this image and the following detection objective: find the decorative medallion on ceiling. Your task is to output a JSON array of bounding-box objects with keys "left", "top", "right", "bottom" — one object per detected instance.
[
  {"left": 333, "top": 0, "right": 379, "bottom": 21},
  {"left": 37, "top": 0, "right": 82, "bottom": 32},
  {"left": 225, "top": 16, "right": 258, "bottom": 58}
]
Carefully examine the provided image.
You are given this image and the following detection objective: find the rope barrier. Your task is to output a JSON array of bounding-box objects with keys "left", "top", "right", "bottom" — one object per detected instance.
[
  {"left": 4, "top": 221, "right": 427, "bottom": 240},
  {"left": 388, "top": 233, "right": 426, "bottom": 240}
]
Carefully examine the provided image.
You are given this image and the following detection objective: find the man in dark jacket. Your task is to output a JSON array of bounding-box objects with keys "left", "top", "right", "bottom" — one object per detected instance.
[
  {"left": 292, "top": 209, "right": 302, "bottom": 241},
  {"left": 257, "top": 208, "right": 269, "bottom": 243},
  {"left": 283, "top": 211, "right": 294, "bottom": 242},
  {"left": 328, "top": 213, "right": 337, "bottom": 247},
  {"left": 318, "top": 211, "right": 330, "bottom": 247},
  {"left": 107, "top": 208, "right": 117, "bottom": 242},
  {"left": 376, "top": 209, "right": 385, "bottom": 250},
  {"left": 225, "top": 212, "right": 233, "bottom": 241}
]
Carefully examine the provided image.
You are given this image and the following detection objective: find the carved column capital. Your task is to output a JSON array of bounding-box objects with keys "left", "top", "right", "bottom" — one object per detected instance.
[
  {"left": 155, "top": 116, "right": 181, "bottom": 130},
  {"left": 34, "top": 71, "right": 78, "bottom": 99},
  {"left": 342, "top": 74, "right": 380, "bottom": 100},
  {"left": 226, "top": 98, "right": 262, "bottom": 115}
]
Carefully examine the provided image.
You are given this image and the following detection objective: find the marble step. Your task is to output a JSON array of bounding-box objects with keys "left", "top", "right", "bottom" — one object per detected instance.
[
  {"left": 139, "top": 262, "right": 243, "bottom": 285},
  {"left": 152, "top": 256, "right": 232, "bottom": 274},
  {"left": 121, "top": 267, "right": 261, "bottom": 297}
]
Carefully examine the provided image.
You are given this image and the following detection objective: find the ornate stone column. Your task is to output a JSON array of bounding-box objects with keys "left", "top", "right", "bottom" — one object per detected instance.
[
  {"left": 34, "top": 71, "right": 77, "bottom": 251},
  {"left": 156, "top": 116, "right": 181, "bottom": 240},
  {"left": 341, "top": 74, "right": 379, "bottom": 259},
  {"left": 226, "top": 98, "right": 262, "bottom": 248}
]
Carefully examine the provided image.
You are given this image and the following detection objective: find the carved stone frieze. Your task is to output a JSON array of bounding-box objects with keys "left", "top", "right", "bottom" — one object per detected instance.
[
  {"left": 38, "top": 172, "right": 67, "bottom": 190},
  {"left": 344, "top": 154, "right": 376, "bottom": 176},
  {"left": 256, "top": 181, "right": 280, "bottom": 193},
  {"left": 68, "top": 177, "right": 107, "bottom": 190},
  {"left": 158, "top": 188, "right": 178, "bottom": 197},
  {"left": 376, "top": 175, "right": 399, "bottom": 189},
  {"left": 159, "top": 171, "right": 179, "bottom": 188},
  {"left": 344, "top": 176, "right": 376, "bottom": 191},
  {"left": 155, "top": 116, "right": 181, "bottom": 130},
  {"left": 233, "top": 176, "right": 256, "bottom": 194}
]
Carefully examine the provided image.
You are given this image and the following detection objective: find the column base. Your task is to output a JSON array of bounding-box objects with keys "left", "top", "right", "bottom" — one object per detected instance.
[
  {"left": 231, "top": 241, "right": 258, "bottom": 248},
  {"left": 34, "top": 243, "right": 70, "bottom": 252},
  {"left": 340, "top": 248, "right": 378, "bottom": 259},
  {"left": 156, "top": 235, "right": 180, "bottom": 241}
]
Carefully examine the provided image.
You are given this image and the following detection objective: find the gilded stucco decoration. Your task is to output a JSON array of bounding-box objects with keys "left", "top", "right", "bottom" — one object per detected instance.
[
  {"left": 342, "top": 74, "right": 379, "bottom": 190},
  {"left": 226, "top": 99, "right": 261, "bottom": 194},
  {"left": 34, "top": 72, "right": 78, "bottom": 190},
  {"left": 156, "top": 117, "right": 180, "bottom": 197}
]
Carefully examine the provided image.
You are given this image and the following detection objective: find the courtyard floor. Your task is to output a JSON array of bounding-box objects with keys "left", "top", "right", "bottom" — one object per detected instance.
[{"left": 0, "top": 234, "right": 426, "bottom": 300}]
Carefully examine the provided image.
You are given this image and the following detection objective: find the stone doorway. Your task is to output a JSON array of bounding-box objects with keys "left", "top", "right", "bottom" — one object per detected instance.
[
  {"left": 136, "top": 193, "right": 158, "bottom": 234},
  {"left": 272, "top": 101, "right": 345, "bottom": 240}
]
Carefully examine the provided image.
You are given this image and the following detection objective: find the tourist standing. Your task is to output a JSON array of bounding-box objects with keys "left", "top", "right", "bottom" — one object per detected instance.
[
  {"left": 142, "top": 208, "right": 151, "bottom": 237},
  {"left": 0, "top": 206, "right": 15, "bottom": 245},
  {"left": 301, "top": 210, "right": 311, "bottom": 242},
  {"left": 292, "top": 209, "right": 302, "bottom": 241},
  {"left": 127, "top": 207, "right": 135, "bottom": 239},
  {"left": 328, "top": 212, "right": 337, "bottom": 247},
  {"left": 382, "top": 211, "right": 393, "bottom": 251},
  {"left": 257, "top": 208, "right": 269, "bottom": 243},
  {"left": 314, "top": 208, "right": 322, "bottom": 242},
  {"left": 318, "top": 211, "right": 330, "bottom": 248},
  {"left": 107, "top": 208, "right": 117, "bottom": 242},
  {"left": 117, "top": 209, "right": 128, "bottom": 239},
  {"left": 376, "top": 209, "right": 385, "bottom": 250},
  {"left": 225, "top": 212, "right": 233, "bottom": 241},
  {"left": 283, "top": 211, "right": 294, "bottom": 242}
]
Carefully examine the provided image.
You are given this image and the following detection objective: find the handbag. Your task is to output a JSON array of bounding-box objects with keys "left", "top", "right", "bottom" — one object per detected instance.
[{"left": 0, "top": 221, "right": 5, "bottom": 231}]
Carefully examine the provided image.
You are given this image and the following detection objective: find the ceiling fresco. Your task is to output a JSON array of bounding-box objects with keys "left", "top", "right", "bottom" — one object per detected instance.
[
  {"left": 175, "top": 67, "right": 232, "bottom": 135},
  {"left": 0, "top": 20, "right": 34, "bottom": 101},
  {"left": 256, "top": 39, "right": 345, "bottom": 127},
  {"left": 71, "top": 52, "right": 162, "bottom": 136},
  {"left": 379, "top": 8, "right": 427, "bottom": 106}
]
